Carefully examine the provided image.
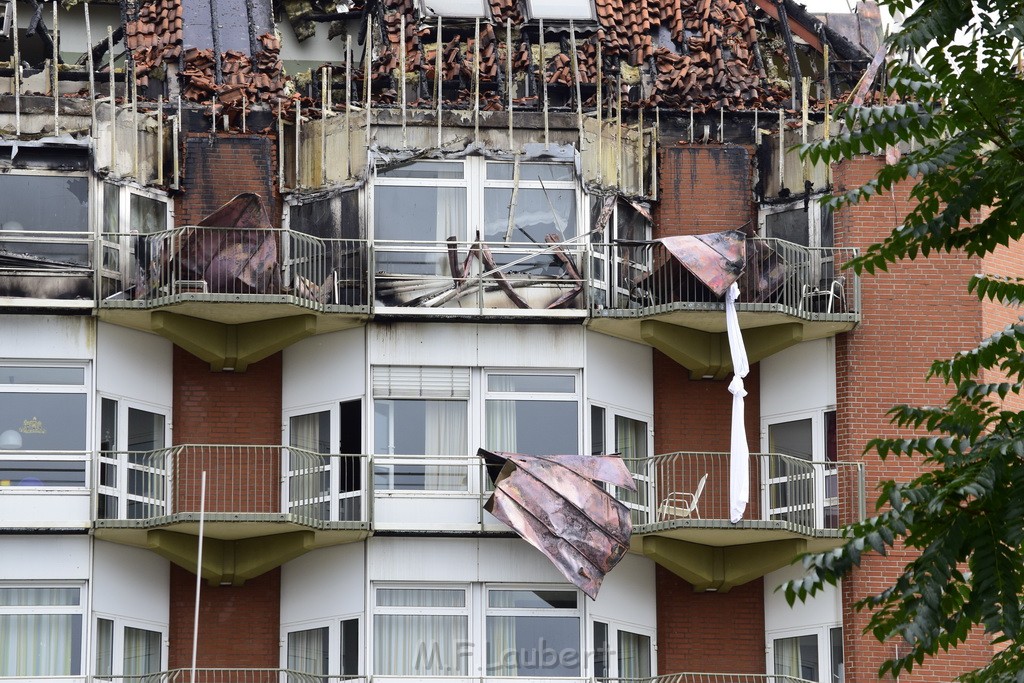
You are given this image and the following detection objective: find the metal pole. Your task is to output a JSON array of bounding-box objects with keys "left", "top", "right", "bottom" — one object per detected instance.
[
  {"left": 108, "top": 25, "right": 115, "bottom": 174},
  {"left": 12, "top": 0, "right": 20, "bottom": 136},
  {"left": 569, "top": 21, "right": 583, "bottom": 149},
  {"left": 190, "top": 471, "right": 207, "bottom": 681},
  {"left": 132, "top": 63, "right": 139, "bottom": 179},
  {"left": 365, "top": 15, "right": 372, "bottom": 150},
  {"left": 506, "top": 18, "right": 512, "bottom": 152},
  {"left": 84, "top": 1, "right": 96, "bottom": 135},
  {"left": 473, "top": 17, "right": 480, "bottom": 143},
  {"left": 52, "top": 1, "right": 59, "bottom": 136},
  {"left": 400, "top": 14, "right": 407, "bottom": 147},
  {"left": 596, "top": 39, "right": 602, "bottom": 184},
  {"left": 277, "top": 98, "right": 284, "bottom": 188},
  {"left": 157, "top": 95, "right": 164, "bottom": 185},
  {"left": 540, "top": 19, "right": 547, "bottom": 150},
  {"left": 295, "top": 100, "right": 301, "bottom": 187},
  {"left": 435, "top": 15, "right": 442, "bottom": 148},
  {"left": 346, "top": 35, "right": 352, "bottom": 178},
  {"left": 321, "top": 65, "right": 328, "bottom": 186}
]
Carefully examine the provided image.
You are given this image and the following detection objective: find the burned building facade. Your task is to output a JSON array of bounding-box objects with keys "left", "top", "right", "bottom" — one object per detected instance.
[{"left": 0, "top": 0, "right": 1007, "bottom": 681}]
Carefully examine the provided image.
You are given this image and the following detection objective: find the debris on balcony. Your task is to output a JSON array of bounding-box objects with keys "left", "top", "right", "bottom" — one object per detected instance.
[
  {"left": 655, "top": 229, "right": 746, "bottom": 298},
  {"left": 478, "top": 448, "right": 637, "bottom": 598}
]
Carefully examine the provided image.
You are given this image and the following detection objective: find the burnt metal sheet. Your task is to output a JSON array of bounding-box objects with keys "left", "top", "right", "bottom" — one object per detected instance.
[
  {"left": 479, "top": 448, "right": 636, "bottom": 599},
  {"left": 172, "top": 192, "right": 282, "bottom": 295},
  {"left": 656, "top": 229, "right": 746, "bottom": 298}
]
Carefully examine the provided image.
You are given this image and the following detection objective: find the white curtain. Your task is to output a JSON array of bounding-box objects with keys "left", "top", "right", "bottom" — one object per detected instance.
[
  {"left": 374, "top": 589, "right": 467, "bottom": 676},
  {"left": 424, "top": 400, "right": 468, "bottom": 490},
  {"left": 486, "top": 374, "right": 520, "bottom": 454},
  {"left": 123, "top": 627, "right": 161, "bottom": 676},
  {"left": 487, "top": 616, "right": 518, "bottom": 676},
  {"left": 726, "top": 282, "right": 750, "bottom": 523},
  {"left": 0, "top": 614, "right": 80, "bottom": 676},
  {"left": 617, "top": 631, "right": 652, "bottom": 678},
  {"left": 288, "top": 627, "right": 328, "bottom": 675},
  {"left": 437, "top": 187, "right": 467, "bottom": 275}
]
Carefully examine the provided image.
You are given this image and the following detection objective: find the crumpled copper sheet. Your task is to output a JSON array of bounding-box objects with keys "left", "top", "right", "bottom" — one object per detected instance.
[
  {"left": 176, "top": 193, "right": 282, "bottom": 294},
  {"left": 479, "top": 448, "right": 637, "bottom": 599},
  {"left": 656, "top": 229, "right": 746, "bottom": 298}
]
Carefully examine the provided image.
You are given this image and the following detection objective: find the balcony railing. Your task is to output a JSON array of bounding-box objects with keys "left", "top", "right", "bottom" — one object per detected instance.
[
  {"left": 373, "top": 238, "right": 587, "bottom": 315},
  {"left": 95, "top": 446, "right": 367, "bottom": 529},
  {"left": 94, "top": 670, "right": 364, "bottom": 682},
  {"left": 623, "top": 452, "right": 866, "bottom": 534},
  {"left": 590, "top": 238, "right": 859, "bottom": 320},
  {"left": 98, "top": 228, "right": 369, "bottom": 312},
  {"left": 603, "top": 675, "right": 817, "bottom": 683},
  {"left": 0, "top": 230, "right": 95, "bottom": 305}
]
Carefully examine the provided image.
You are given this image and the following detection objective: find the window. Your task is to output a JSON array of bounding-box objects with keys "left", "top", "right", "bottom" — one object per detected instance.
[
  {"left": 374, "top": 588, "right": 469, "bottom": 675},
  {"left": 286, "top": 618, "right": 359, "bottom": 679},
  {"left": 373, "top": 367, "right": 470, "bottom": 492},
  {"left": 98, "top": 181, "right": 171, "bottom": 300},
  {"left": 759, "top": 199, "right": 836, "bottom": 292},
  {"left": 771, "top": 626, "right": 843, "bottom": 683},
  {"left": 486, "top": 589, "right": 581, "bottom": 677},
  {"left": 0, "top": 365, "right": 88, "bottom": 488},
  {"left": 0, "top": 585, "right": 84, "bottom": 677},
  {"left": 95, "top": 616, "right": 165, "bottom": 678},
  {"left": 485, "top": 372, "right": 579, "bottom": 455},
  {"left": 419, "top": 0, "right": 489, "bottom": 17},
  {"left": 763, "top": 409, "right": 839, "bottom": 529},
  {"left": 96, "top": 398, "right": 169, "bottom": 519},
  {"left": 286, "top": 401, "right": 363, "bottom": 522},
  {"left": 524, "top": 0, "right": 595, "bottom": 21},
  {"left": 590, "top": 197, "right": 652, "bottom": 309},
  {"left": 371, "top": 159, "right": 579, "bottom": 304}
]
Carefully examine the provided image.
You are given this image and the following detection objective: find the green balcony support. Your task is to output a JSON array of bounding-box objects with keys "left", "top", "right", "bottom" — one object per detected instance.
[
  {"left": 151, "top": 312, "right": 317, "bottom": 371},
  {"left": 147, "top": 529, "right": 317, "bottom": 586},
  {"left": 640, "top": 321, "right": 804, "bottom": 378},
  {"left": 641, "top": 535, "right": 807, "bottom": 592}
]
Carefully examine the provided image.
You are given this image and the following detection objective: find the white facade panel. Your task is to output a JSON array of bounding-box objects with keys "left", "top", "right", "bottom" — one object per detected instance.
[
  {"left": 368, "top": 323, "right": 585, "bottom": 369},
  {"left": 764, "top": 563, "right": 841, "bottom": 634},
  {"left": 0, "top": 491, "right": 90, "bottom": 528},
  {"left": 589, "top": 553, "right": 657, "bottom": 629},
  {"left": 92, "top": 541, "right": 170, "bottom": 624},
  {"left": 370, "top": 537, "right": 567, "bottom": 584},
  {"left": 282, "top": 327, "right": 367, "bottom": 413},
  {"left": 585, "top": 332, "right": 653, "bottom": 415},
  {"left": 281, "top": 543, "right": 366, "bottom": 625},
  {"left": 0, "top": 535, "right": 90, "bottom": 578},
  {"left": 0, "top": 315, "right": 94, "bottom": 359},
  {"left": 95, "top": 323, "right": 173, "bottom": 407},
  {"left": 760, "top": 339, "right": 836, "bottom": 420}
]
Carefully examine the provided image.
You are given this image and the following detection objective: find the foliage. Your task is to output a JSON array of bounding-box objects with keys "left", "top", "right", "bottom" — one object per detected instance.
[{"left": 781, "top": 0, "right": 1024, "bottom": 680}]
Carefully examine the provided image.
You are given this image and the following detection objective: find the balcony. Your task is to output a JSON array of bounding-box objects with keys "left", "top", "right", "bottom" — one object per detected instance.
[
  {"left": 372, "top": 238, "right": 587, "bottom": 318},
  {"left": 97, "top": 228, "right": 369, "bottom": 370},
  {"left": 94, "top": 445, "right": 369, "bottom": 585},
  {"left": 0, "top": 230, "right": 96, "bottom": 308},
  {"left": 588, "top": 238, "right": 860, "bottom": 377},
  {"left": 626, "top": 452, "right": 865, "bottom": 591},
  {"left": 0, "top": 450, "right": 91, "bottom": 529},
  {"left": 89, "top": 670, "right": 814, "bottom": 683}
]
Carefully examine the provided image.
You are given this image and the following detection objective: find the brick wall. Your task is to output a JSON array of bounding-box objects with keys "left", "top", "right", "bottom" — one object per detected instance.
[
  {"left": 176, "top": 134, "right": 280, "bottom": 226},
  {"left": 167, "top": 133, "right": 285, "bottom": 668},
  {"left": 653, "top": 144, "right": 756, "bottom": 238},
  {"left": 651, "top": 142, "right": 766, "bottom": 674},
  {"left": 833, "top": 156, "right": 994, "bottom": 681},
  {"left": 168, "top": 564, "right": 281, "bottom": 668}
]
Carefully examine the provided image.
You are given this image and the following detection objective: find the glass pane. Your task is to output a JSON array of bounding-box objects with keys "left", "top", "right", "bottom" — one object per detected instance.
[
  {"left": 0, "top": 175, "right": 89, "bottom": 232},
  {"left": 0, "top": 367, "right": 85, "bottom": 385},
  {"left": 0, "top": 613, "right": 82, "bottom": 676},
  {"left": 341, "top": 618, "right": 359, "bottom": 676},
  {"left": 103, "top": 183, "right": 120, "bottom": 234},
  {"left": 592, "top": 622, "right": 608, "bottom": 679},
  {"left": 290, "top": 411, "right": 331, "bottom": 453},
  {"left": 820, "top": 204, "right": 834, "bottom": 248},
  {"left": 339, "top": 400, "right": 362, "bottom": 455},
  {"left": 0, "top": 587, "right": 80, "bottom": 606},
  {"left": 830, "top": 627, "right": 844, "bottom": 683},
  {"left": 127, "top": 408, "right": 166, "bottom": 451},
  {"left": 100, "top": 398, "right": 117, "bottom": 452},
  {"left": 486, "top": 162, "right": 574, "bottom": 181},
  {"left": 373, "top": 400, "right": 467, "bottom": 456},
  {"left": 765, "top": 207, "right": 810, "bottom": 246},
  {"left": 290, "top": 191, "right": 361, "bottom": 239},
  {"left": 488, "top": 590, "right": 577, "bottom": 609},
  {"left": 769, "top": 418, "right": 814, "bottom": 461},
  {"left": 377, "top": 588, "right": 466, "bottom": 607},
  {"left": 485, "top": 400, "right": 578, "bottom": 455},
  {"left": 0, "top": 393, "right": 87, "bottom": 450},
  {"left": 618, "top": 630, "right": 652, "bottom": 678},
  {"left": 374, "top": 614, "right": 469, "bottom": 675},
  {"left": 374, "top": 186, "right": 467, "bottom": 275},
  {"left": 774, "top": 634, "right": 819, "bottom": 680},
  {"left": 590, "top": 405, "right": 605, "bottom": 456},
  {"left": 380, "top": 162, "right": 464, "bottom": 179},
  {"left": 96, "top": 618, "right": 114, "bottom": 677},
  {"left": 483, "top": 187, "right": 577, "bottom": 244},
  {"left": 288, "top": 627, "right": 329, "bottom": 675},
  {"left": 486, "top": 615, "right": 580, "bottom": 676},
  {"left": 0, "top": 460, "right": 87, "bottom": 487},
  {"left": 124, "top": 626, "right": 162, "bottom": 675},
  {"left": 487, "top": 374, "right": 575, "bottom": 393},
  {"left": 129, "top": 195, "right": 167, "bottom": 234}
]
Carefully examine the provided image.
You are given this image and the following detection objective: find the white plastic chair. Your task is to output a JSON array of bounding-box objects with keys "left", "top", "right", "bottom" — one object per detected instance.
[{"left": 657, "top": 473, "right": 708, "bottom": 521}]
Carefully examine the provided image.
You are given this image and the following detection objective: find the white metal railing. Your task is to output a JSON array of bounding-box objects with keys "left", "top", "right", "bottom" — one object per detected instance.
[
  {"left": 0, "top": 230, "right": 95, "bottom": 302},
  {"left": 0, "top": 450, "right": 90, "bottom": 488},
  {"left": 623, "top": 452, "right": 866, "bottom": 532},
  {"left": 92, "top": 670, "right": 365, "bottom": 682},
  {"left": 602, "top": 674, "right": 819, "bottom": 683},
  {"left": 98, "top": 228, "right": 368, "bottom": 310},
  {"left": 373, "top": 238, "right": 587, "bottom": 313},
  {"left": 372, "top": 454, "right": 487, "bottom": 494},
  {"left": 95, "top": 446, "right": 367, "bottom": 527},
  {"left": 589, "top": 238, "right": 859, "bottom": 319}
]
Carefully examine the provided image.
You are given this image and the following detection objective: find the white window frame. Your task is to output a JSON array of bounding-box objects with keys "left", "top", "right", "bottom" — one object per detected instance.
[
  {"left": 523, "top": 0, "right": 596, "bottom": 21},
  {"left": 0, "top": 362, "right": 91, "bottom": 490},
  {"left": 484, "top": 584, "right": 584, "bottom": 678},
  {"left": 590, "top": 618, "right": 656, "bottom": 679},
  {"left": 93, "top": 613, "right": 168, "bottom": 678},
  {"left": 282, "top": 615, "right": 362, "bottom": 678},
  {"left": 0, "top": 582, "right": 87, "bottom": 678},
  {"left": 483, "top": 368, "right": 582, "bottom": 457},
  {"left": 419, "top": 0, "right": 490, "bottom": 18},
  {"left": 95, "top": 395, "right": 171, "bottom": 521},
  {"left": 589, "top": 403, "right": 654, "bottom": 525},
  {"left": 371, "top": 584, "right": 471, "bottom": 677},
  {"left": 97, "top": 179, "right": 173, "bottom": 300},
  {"left": 760, "top": 408, "right": 838, "bottom": 529},
  {"left": 766, "top": 623, "right": 843, "bottom": 683}
]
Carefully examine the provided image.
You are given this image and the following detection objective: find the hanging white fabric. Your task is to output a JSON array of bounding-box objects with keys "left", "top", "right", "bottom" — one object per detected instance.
[{"left": 725, "top": 282, "right": 750, "bottom": 523}]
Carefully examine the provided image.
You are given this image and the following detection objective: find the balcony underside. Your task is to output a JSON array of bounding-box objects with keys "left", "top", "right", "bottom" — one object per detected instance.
[
  {"left": 588, "top": 309, "right": 857, "bottom": 378},
  {"left": 95, "top": 516, "right": 369, "bottom": 585},
  {"left": 632, "top": 523, "right": 844, "bottom": 592},
  {"left": 98, "top": 305, "right": 368, "bottom": 370}
]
